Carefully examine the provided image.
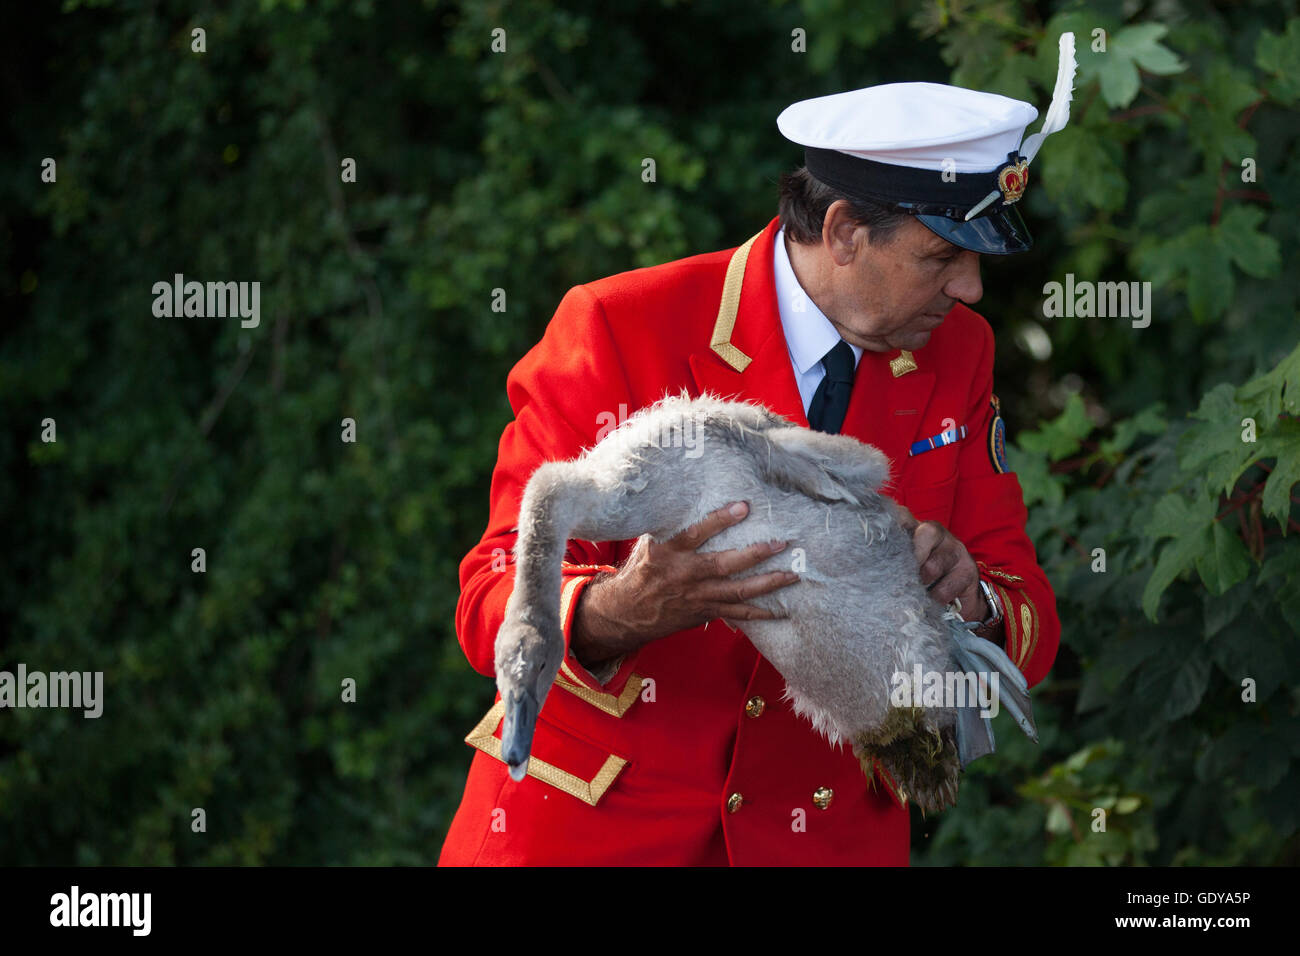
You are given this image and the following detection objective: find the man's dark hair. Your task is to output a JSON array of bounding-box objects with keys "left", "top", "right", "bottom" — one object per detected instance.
[{"left": 778, "top": 166, "right": 909, "bottom": 246}]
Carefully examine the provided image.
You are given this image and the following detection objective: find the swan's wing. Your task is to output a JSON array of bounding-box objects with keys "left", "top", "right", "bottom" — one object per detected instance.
[{"left": 757, "top": 427, "right": 890, "bottom": 505}]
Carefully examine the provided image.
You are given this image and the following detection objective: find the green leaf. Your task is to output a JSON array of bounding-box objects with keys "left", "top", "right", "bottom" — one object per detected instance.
[
  {"left": 1237, "top": 339, "right": 1300, "bottom": 423},
  {"left": 1115, "top": 796, "right": 1142, "bottom": 814},
  {"left": 1203, "top": 580, "right": 1252, "bottom": 639},
  {"left": 1121, "top": 25, "right": 1186, "bottom": 75},
  {"left": 1258, "top": 544, "right": 1300, "bottom": 585},
  {"left": 1133, "top": 225, "right": 1234, "bottom": 321},
  {"left": 1185, "top": 234, "right": 1235, "bottom": 322},
  {"left": 1279, "top": 582, "right": 1300, "bottom": 637},
  {"left": 1204, "top": 61, "right": 1265, "bottom": 114},
  {"left": 1217, "top": 206, "right": 1281, "bottom": 279},
  {"left": 1064, "top": 741, "right": 1117, "bottom": 773},
  {"left": 1257, "top": 423, "right": 1300, "bottom": 527},
  {"left": 1164, "top": 655, "right": 1211, "bottom": 723},
  {"left": 1143, "top": 523, "right": 1211, "bottom": 620},
  {"left": 1078, "top": 631, "right": 1168, "bottom": 713},
  {"left": 1194, "top": 721, "right": 1291, "bottom": 788},
  {"left": 1180, "top": 384, "right": 1256, "bottom": 495},
  {"left": 1098, "top": 54, "right": 1140, "bottom": 108},
  {"left": 1093, "top": 23, "right": 1187, "bottom": 107},
  {"left": 1045, "top": 801, "right": 1073, "bottom": 835},
  {"left": 1208, "top": 612, "right": 1298, "bottom": 698},
  {"left": 1184, "top": 62, "right": 1260, "bottom": 164},
  {"left": 1195, "top": 520, "right": 1252, "bottom": 594},
  {"left": 1007, "top": 445, "right": 1061, "bottom": 508},
  {"left": 1133, "top": 648, "right": 1211, "bottom": 720},
  {"left": 1134, "top": 224, "right": 1209, "bottom": 290},
  {"left": 1099, "top": 404, "right": 1167, "bottom": 457},
  {"left": 1256, "top": 20, "right": 1300, "bottom": 103},
  {"left": 1039, "top": 126, "right": 1128, "bottom": 211},
  {"left": 1190, "top": 381, "right": 1245, "bottom": 423},
  {"left": 1017, "top": 393, "right": 1094, "bottom": 462},
  {"left": 1146, "top": 492, "right": 1213, "bottom": 541}
]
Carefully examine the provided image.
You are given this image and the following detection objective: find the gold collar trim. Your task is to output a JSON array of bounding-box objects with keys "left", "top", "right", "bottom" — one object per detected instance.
[{"left": 709, "top": 229, "right": 764, "bottom": 373}]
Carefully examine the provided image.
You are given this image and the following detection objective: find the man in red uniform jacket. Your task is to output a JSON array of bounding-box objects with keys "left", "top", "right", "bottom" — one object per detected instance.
[{"left": 440, "top": 78, "right": 1069, "bottom": 865}]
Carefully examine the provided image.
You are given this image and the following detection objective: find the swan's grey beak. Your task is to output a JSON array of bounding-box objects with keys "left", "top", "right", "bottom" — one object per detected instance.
[{"left": 501, "top": 688, "right": 540, "bottom": 781}]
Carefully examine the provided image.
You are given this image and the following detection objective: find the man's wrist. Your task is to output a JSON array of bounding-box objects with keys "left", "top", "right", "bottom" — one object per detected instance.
[
  {"left": 570, "top": 573, "right": 621, "bottom": 667},
  {"left": 973, "top": 578, "right": 1003, "bottom": 637}
]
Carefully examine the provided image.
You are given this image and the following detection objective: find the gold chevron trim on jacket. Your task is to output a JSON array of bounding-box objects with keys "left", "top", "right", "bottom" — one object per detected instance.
[{"left": 555, "top": 671, "right": 645, "bottom": 716}]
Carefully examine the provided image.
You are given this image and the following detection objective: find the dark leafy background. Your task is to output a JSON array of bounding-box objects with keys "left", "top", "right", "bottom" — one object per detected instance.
[{"left": 1, "top": 0, "right": 1296, "bottom": 865}]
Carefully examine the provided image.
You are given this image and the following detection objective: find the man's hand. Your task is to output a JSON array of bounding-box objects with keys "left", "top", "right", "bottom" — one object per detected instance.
[
  {"left": 570, "top": 501, "right": 799, "bottom": 668},
  {"left": 895, "top": 504, "right": 990, "bottom": 626}
]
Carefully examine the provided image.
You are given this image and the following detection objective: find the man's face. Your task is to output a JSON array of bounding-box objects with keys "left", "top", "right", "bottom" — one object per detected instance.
[{"left": 819, "top": 203, "right": 985, "bottom": 353}]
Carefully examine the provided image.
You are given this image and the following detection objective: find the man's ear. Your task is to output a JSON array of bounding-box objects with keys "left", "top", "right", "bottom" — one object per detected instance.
[{"left": 822, "top": 200, "right": 861, "bottom": 266}]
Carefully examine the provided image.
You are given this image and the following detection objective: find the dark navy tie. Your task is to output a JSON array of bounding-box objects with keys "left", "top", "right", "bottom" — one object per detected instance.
[{"left": 806, "top": 340, "right": 856, "bottom": 434}]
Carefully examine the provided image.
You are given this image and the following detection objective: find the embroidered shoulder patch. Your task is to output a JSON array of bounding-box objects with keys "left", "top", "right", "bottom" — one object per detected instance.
[{"left": 988, "top": 395, "right": 1010, "bottom": 474}]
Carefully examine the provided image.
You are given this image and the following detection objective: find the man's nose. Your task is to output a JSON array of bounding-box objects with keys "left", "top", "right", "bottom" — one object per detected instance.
[{"left": 945, "top": 251, "right": 983, "bottom": 305}]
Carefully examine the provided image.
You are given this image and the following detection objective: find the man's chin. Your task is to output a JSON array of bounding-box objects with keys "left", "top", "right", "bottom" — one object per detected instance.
[{"left": 891, "top": 330, "right": 933, "bottom": 351}]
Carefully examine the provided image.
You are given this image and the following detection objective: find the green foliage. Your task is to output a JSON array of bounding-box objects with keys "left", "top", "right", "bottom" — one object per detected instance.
[
  {"left": 1140, "top": 342, "right": 1300, "bottom": 619},
  {"left": 1018, "top": 742, "right": 1156, "bottom": 866},
  {"left": 925, "top": 342, "right": 1299, "bottom": 866},
  {"left": 2, "top": 0, "right": 1296, "bottom": 865}
]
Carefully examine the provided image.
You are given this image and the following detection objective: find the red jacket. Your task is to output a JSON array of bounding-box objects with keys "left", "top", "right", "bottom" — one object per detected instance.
[{"left": 438, "top": 215, "right": 1059, "bottom": 866}]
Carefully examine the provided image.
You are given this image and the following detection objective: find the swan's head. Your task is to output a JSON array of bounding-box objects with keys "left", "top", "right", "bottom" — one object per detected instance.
[{"left": 494, "top": 613, "right": 564, "bottom": 781}]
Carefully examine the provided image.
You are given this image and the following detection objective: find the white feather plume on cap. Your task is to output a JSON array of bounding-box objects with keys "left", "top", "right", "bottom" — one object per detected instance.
[
  {"left": 1021, "top": 31, "right": 1078, "bottom": 163},
  {"left": 964, "top": 32, "right": 1077, "bottom": 220}
]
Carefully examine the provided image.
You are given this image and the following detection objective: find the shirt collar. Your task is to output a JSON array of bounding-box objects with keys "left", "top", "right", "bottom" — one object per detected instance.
[{"left": 773, "top": 226, "right": 864, "bottom": 375}]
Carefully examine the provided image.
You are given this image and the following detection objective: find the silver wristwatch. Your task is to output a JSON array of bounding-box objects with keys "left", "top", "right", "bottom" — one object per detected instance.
[{"left": 977, "top": 578, "right": 1003, "bottom": 630}]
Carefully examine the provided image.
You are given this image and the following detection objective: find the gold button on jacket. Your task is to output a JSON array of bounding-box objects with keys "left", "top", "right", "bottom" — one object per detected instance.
[
  {"left": 745, "top": 695, "right": 765, "bottom": 718},
  {"left": 727, "top": 792, "right": 744, "bottom": 814},
  {"left": 813, "top": 787, "right": 834, "bottom": 810}
]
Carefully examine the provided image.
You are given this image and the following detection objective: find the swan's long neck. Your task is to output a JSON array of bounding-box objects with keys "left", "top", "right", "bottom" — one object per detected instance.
[{"left": 507, "top": 460, "right": 600, "bottom": 636}]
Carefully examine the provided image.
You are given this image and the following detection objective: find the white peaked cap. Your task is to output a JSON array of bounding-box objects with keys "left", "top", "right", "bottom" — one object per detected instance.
[{"left": 777, "top": 82, "right": 1038, "bottom": 174}]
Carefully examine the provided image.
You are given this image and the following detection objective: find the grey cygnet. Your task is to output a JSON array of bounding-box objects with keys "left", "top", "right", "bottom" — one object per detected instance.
[{"left": 494, "top": 392, "right": 1038, "bottom": 812}]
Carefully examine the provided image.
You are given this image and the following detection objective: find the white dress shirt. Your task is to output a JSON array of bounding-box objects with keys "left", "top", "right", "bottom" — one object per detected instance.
[{"left": 772, "top": 226, "right": 864, "bottom": 414}]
